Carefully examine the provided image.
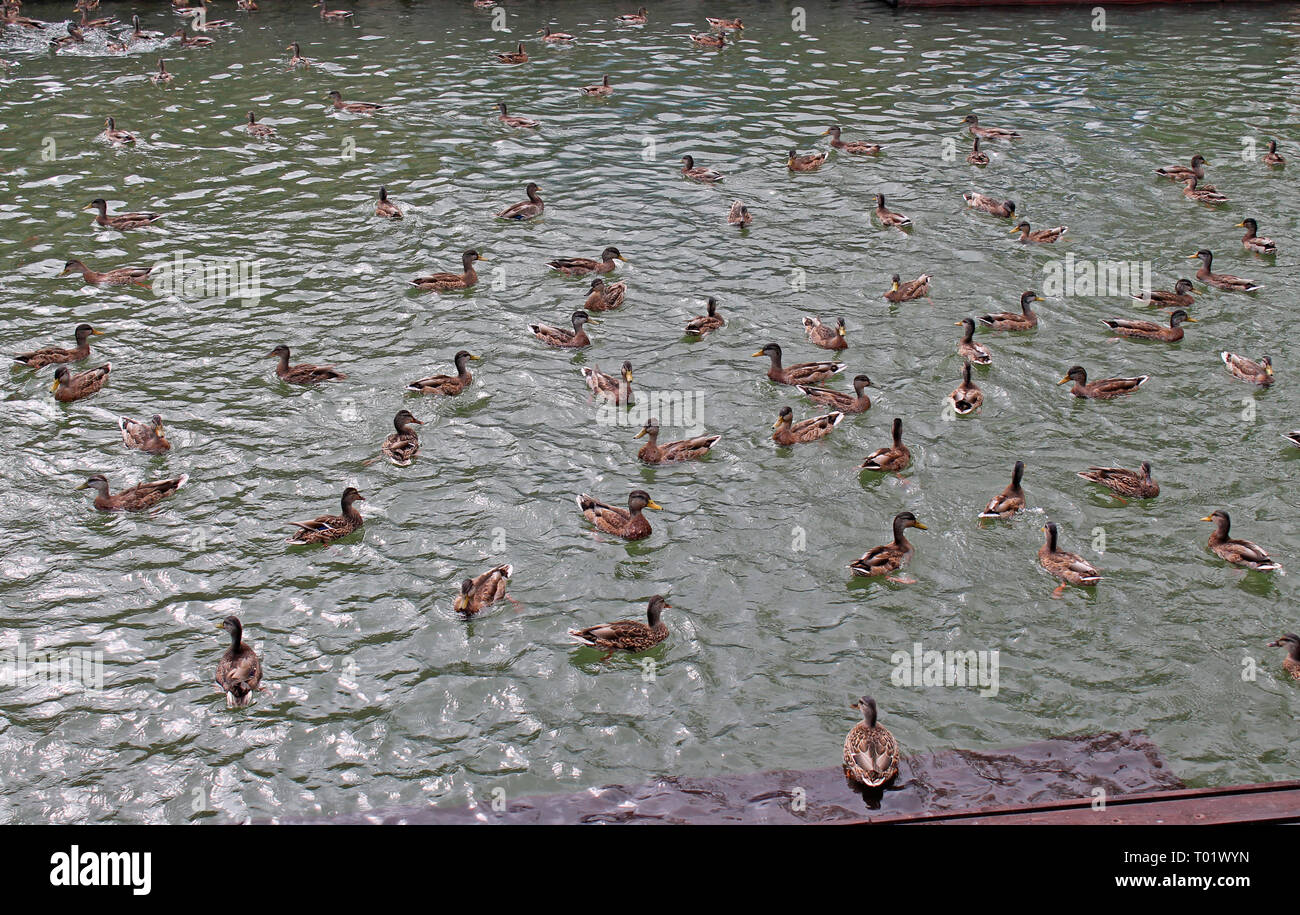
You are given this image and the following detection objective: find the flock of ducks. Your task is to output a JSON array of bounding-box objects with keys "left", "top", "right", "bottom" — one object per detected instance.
[{"left": 6, "top": 2, "right": 1298, "bottom": 785}]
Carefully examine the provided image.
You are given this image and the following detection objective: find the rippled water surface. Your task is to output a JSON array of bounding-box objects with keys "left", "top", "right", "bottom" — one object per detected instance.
[{"left": 1, "top": 1, "right": 1298, "bottom": 823}]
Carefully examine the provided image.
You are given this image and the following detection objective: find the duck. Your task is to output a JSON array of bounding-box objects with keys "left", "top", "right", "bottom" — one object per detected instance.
[
  {"left": 286, "top": 41, "right": 309, "bottom": 67},
  {"left": 529, "top": 310, "right": 595, "bottom": 348},
  {"left": 497, "top": 42, "right": 528, "bottom": 64},
  {"left": 690, "top": 32, "right": 726, "bottom": 48},
  {"left": 170, "top": 27, "right": 213, "bottom": 47},
  {"left": 706, "top": 17, "right": 744, "bottom": 29},
  {"left": 1201, "top": 510, "right": 1280, "bottom": 572},
  {"left": 796, "top": 374, "right": 873, "bottom": 414},
  {"left": 1262, "top": 140, "right": 1285, "bottom": 168},
  {"left": 268, "top": 344, "right": 347, "bottom": 385},
  {"left": 1058, "top": 365, "right": 1147, "bottom": 399},
  {"left": 243, "top": 111, "right": 274, "bottom": 138},
  {"left": 576, "top": 489, "right": 659, "bottom": 540},
  {"left": 979, "top": 291, "right": 1040, "bottom": 330},
  {"left": 236, "top": 0, "right": 258, "bottom": 9},
  {"left": 1220, "top": 351, "right": 1273, "bottom": 386},
  {"left": 497, "top": 101, "right": 539, "bottom": 129},
  {"left": 884, "top": 273, "right": 932, "bottom": 303},
  {"left": 635, "top": 418, "right": 720, "bottom": 464},
  {"left": 453, "top": 564, "right": 513, "bottom": 616},
  {"left": 771, "top": 406, "right": 844, "bottom": 445},
  {"left": 955, "top": 318, "right": 992, "bottom": 364},
  {"left": 51, "top": 23, "right": 86, "bottom": 47},
  {"left": 119, "top": 414, "right": 171, "bottom": 453},
  {"left": 1101, "top": 310, "right": 1194, "bottom": 342},
  {"left": 411, "top": 250, "right": 484, "bottom": 291},
  {"left": 570, "top": 595, "right": 670, "bottom": 659},
  {"left": 99, "top": 116, "right": 135, "bottom": 144},
  {"left": 327, "top": 90, "right": 383, "bottom": 114},
  {"left": 1188, "top": 250, "right": 1261, "bottom": 292},
  {"left": 406, "top": 350, "right": 478, "bottom": 396},
  {"left": 85, "top": 199, "right": 162, "bottom": 231},
  {"left": 78, "top": 473, "right": 187, "bottom": 512},
  {"left": 380, "top": 409, "right": 423, "bottom": 465},
  {"left": 1182, "top": 176, "right": 1228, "bottom": 205},
  {"left": 150, "top": 59, "right": 174, "bottom": 83},
  {"left": 842, "top": 696, "right": 900, "bottom": 788},
  {"left": 375, "top": 186, "right": 402, "bottom": 219},
  {"left": 727, "top": 200, "right": 752, "bottom": 226},
  {"left": 802, "top": 316, "right": 847, "bottom": 351},
  {"left": 287, "top": 488, "right": 365, "bottom": 544},
  {"left": 962, "top": 114, "right": 1019, "bottom": 139},
  {"left": 849, "top": 512, "right": 927, "bottom": 580},
  {"left": 52, "top": 363, "right": 110, "bottom": 402},
  {"left": 962, "top": 192, "right": 1015, "bottom": 218},
  {"left": 1038, "top": 522, "right": 1101, "bottom": 597},
  {"left": 584, "top": 278, "right": 627, "bottom": 312},
  {"left": 581, "top": 361, "right": 634, "bottom": 404},
  {"left": 1266, "top": 634, "right": 1300, "bottom": 680},
  {"left": 1281, "top": 431, "right": 1300, "bottom": 449},
  {"left": 1132, "top": 279, "right": 1194, "bottom": 309},
  {"left": 1010, "top": 221, "right": 1066, "bottom": 243},
  {"left": 874, "top": 194, "right": 911, "bottom": 228},
  {"left": 496, "top": 182, "right": 544, "bottom": 220},
  {"left": 979, "top": 460, "right": 1026, "bottom": 519},
  {"left": 13, "top": 323, "right": 101, "bottom": 368},
  {"left": 1156, "top": 154, "right": 1208, "bottom": 183},
  {"left": 1078, "top": 462, "right": 1159, "bottom": 500},
  {"left": 684, "top": 297, "right": 724, "bottom": 336},
  {"left": 537, "top": 25, "right": 575, "bottom": 41},
  {"left": 548, "top": 246, "right": 625, "bottom": 276},
  {"left": 617, "top": 8, "right": 648, "bottom": 24},
  {"left": 314, "top": 2, "right": 353, "bottom": 20},
  {"left": 823, "top": 125, "right": 881, "bottom": 155},
  {"left": 215, "top": 616, "right": 263, "bottom": 709},
  {"left": 581, "top": 74, "right": 613, "bottom": 96},
  {"left": 1237, "top": 218, "right": 1276, "bottom": 255},
  {"left": 947, "top": 360, "right": 983, "bottom": 415},
  {"left": 788, "top": 148, "right": 827, "bottom": 171},
  {"left": 859, "top": 417, "right": 910, "bottom": 472},
  {"left": 680, "top": 155, "right": 723, "bottom": 183},
  {"left": 966, "top": 136, "right": 988, "bottom": 165},
  {"left": 752, "top": 342, "right": 845, "bottom": 386}
]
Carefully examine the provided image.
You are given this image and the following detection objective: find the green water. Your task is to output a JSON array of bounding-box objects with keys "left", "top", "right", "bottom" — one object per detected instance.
[{"left": 1, "top": 0, "right": 1297, "bottom": 823}]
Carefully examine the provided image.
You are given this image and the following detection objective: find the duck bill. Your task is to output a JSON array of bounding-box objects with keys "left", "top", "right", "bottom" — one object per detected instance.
[
  {"left": 91, "top": 328, "right": 104, "bottom": 335},
  {"left": 1199, "top": 516, "right": 1214, "bottom": 522},
  {"left": 912, "top": 522, "right": 929, "bottom": 531},
  {"left": 1056, "top": 376, "right": 1070, "bottom": 385},
  {"left": 645, "top": 500, "right": 662, "bottom": 510},
  {"left": 751, "top": 350, "right": 766, "bottom": 357},
  {"left": 51, "top": 378, "right": 61, "bottom": 392},
  {"left": 75, "top": 481, "right": 89, "bottom": 490},
  {"left": 1186, "top": 253, "right": 1201, "bottom": 259},
  {"left": 634, "top": 428, "right": 648, "bottom": 439},
  {"left": 1234, "top": 222, "right": 1245, "bottom": 228}
]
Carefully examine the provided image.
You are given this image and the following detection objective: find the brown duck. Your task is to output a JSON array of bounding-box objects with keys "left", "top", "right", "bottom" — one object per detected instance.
[
  {"left": 529, "top": 311, "right": 595, "bottom": 348},
  {"left": 635, "top": 418, "right": 720, "bottom": 464},
  {"left": 684, "top": 297, "right": 724, "bottom": 336},
  {"left": 796, "top": 374, "right": 873, "bottom": 414},
  {"left": 215, "top": 616, "right": 263, "bottom": 708},
  {"left": 772, "top": 406, "right": 844, "bottom": 445},
  {"left": 406, "top": 350, "right": 478, "bottom": 396},
  {"left": 14, "top": 323, "right": 101, "bottom": 368},
  {"left": 287, "top": 488, "right": 365, "bottom": 544},
  {"left": 859, "top": 417, "right": 910, "bottom": 472},
  {"left": 979, "top": 460, "right": 1025, "bottom": 519},
  {"left": 77, "top": 473, "right": 188, "bottom": 512},
  {"left": 119, "top": 414, "right": 171, "bottom": 453},
  {"left": 570, "top": 595, "right": 670, "bottom": 659},
  {"left": 1058, "top": 365, "right": 1147, "bottom": 399},
  {"left": 753, "top": 342, "right": 845, "bottom": 386},
  {"left": 52, "top": 363, "right": 110, "bottom": 402},
  {"left": 576, "top": 489, "right": 660, "bottom": 540},
  {"left": 1201, "top": 510, "right": 1280, "bottom": 572},
  {"left": 454, "top": 564, "right": 513, "bottom": 616},
  {"left": 269, "top": 345, "right": 347, "bottom": 385}
]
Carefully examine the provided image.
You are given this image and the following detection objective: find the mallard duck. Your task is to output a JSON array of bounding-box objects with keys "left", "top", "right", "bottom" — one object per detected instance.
[
  {"left": 537, "top": 25, "right": 575, "bottom": 41},
  {"left": 78, "top": 7, "right": 115, "bottom": 28},
  {"left": 849, "top": 512, "right": 927, "bottom": 580},
  {"left": 170, "top": 27, "right": 213, "bottom": 47},
  {"left": 802, "top": 316, "right": 847, "bottom": 351},
  {"left": 497, "top": 42, "right": 528, "bottom": 64},
  {"left": 1202, "top": 510, "right": 1280, "bottom": 572},
  {"left": 1188, "top": 250, "right": 1261, "bottom": 292},
  {"left": 370, "top": 408, "right": 421, "bottom": 466},
  {"left": 947, "top": 360, "right": 983, "bottom": 415},
  {"left": 151, "top": 59, "right": 174, "bottom": 83},
  {"left": 239, "top": 111, "right": 273, "bottom": 138},
  {"left": 788, "top": 148, "right": 827, "bottom": 171},
  {"left": 454, "top": 564, "right": 513, "bottom": 616},
  {"left": 966, "top": 136, "right": 988, "bottom": 165},
  {"left": 14, "top": 323, "right": 101, "bottom": 368},
  {"left": 406, "top": 350, "right": 478, "bottom": 396},
  {"left": 874, "top": 194, "right": 911, "bottom": 228},
  {"left": 843, "top": 696, "right": 900, "bottom": 788},
  {"left": 823, "top": 125, "right": 881, "bottom": 155},
  {"left": 268, "top": 344, "right": 347, "bottom": 385},
  {"left": 1282, "top": 430, "right": 1300, "bottom": 449},
  {"left": 576, "top": 489, "right": 659, "bottom": 540},
  {"left": 1156, "top": 154, "right": 1208, "bottom": 182},
  {"left": 99, "top": 116, "right": 135, "bottom": 144},
  {"left": 581, "top": 360, "right": 633, "bottom": 404},
  {"left": 1132, "top": 279, "right": 1194, "bottom": 309},
  {"left": 1058, "top": 365, "right": 1147, "bottom": 399},
  {"left": 1010, "top": 221, "right": 1066, "bottom": 243},
  {"left": 979, "top": 460, "right": 1026, "bottom": 519},
  {"left": 617, "top": 8, "right": 648, "bottom": 24},
  {"left": 772, "top": 406, "right": 844, "bottom": 445},
  {"left": 955, "top": 318, "right": 992, "bottom": 365},
  {"left": 727, "top": 200, "right": 752, "bottom": 226},
  {"left": 706, "top": 16, "right": 744, "bottom": 29},
  {"left": 2, "top": 2, "right": 42, "bottom": 29},
  {"left": 496, "top": 182, "right": 544, "bottom": 220},
  {"left": 680, "top": 155, "right": 723, "bottom": 183},
  {"left": 327, "top": 90, "right": 382, "bottom": 114},
  {"left": 1039, "top": 522, "right": 1101, "bottom": 597},
  {"left": 375, "top": 186, "right": 402, "bottom": 219},
  {"left": 963, "top": 114, "right": 1019, "bottom": 139},
  {"left": 1237, "top": 218, "right": 1276, "bottom": 255},
  {"left": 411, "top": 250, "right": 484, "bottom": 291},
  {"left": 287, "top": 488, "right": 365, "bottom": 544},
  {"left": 529, "top": 310, "right": 595, "bottom": 348},
  {"left": 497, "top": 102, "right": 539, "bottom": 129},
  {"left": 314, "top": 1, "right": 353, "bottom": 20},
  {"left": 286, "top": 41, "right": 309, "bottom": 67},
  {"left": 859, "top": 417, "right": 910, "bottom": 472},
  {"left": 581, "top": 74, "right": 613, "bottom": 96},
  {"left": 584, "top": 278, "right": 627, "bottom": 312},
  {"left": 119, "top": 414, "right": 171, "bottom": 453},
  {"left": 1221, "top": 351, "right": 1273, "bottom": 386},
  {"left": 1101, "top": 310, "right": 1194, "bottom": 342},
  {"left": 78, "top": 472, "right": 187, "bottom": 512},
  {"left": 635, "top": 418, "right": 720, "bottom": 464},
  {"left": 684, "top": 297, "right": 724, "bottom": 336},
  {"left": 52, "top": 23, "right": 86, "bottom": 47},
  {"left": 548, "top": 246, "right": 625, "bottom": 276},
  {"left": 752, "top": 342, "right": 845, "bottom": 386},
  {"left": 1267, "top": 634, "right": 1300, "bottom": 680},
  {"left": 215, "top": 616, "right": 263, "bottom": 709},
  {"left": 797, "top": 374, "right": 872, "bottom": 414},
  {"left": 690, "top": 32, "right": 726, "bottom": 48},
  {"left": 52, "top": 363, "right": 110, "bottom": 402},
  {"left": 979, "top": 291, "right": 1040, "bottom": 329},
  {"left": 85, "top": 199, "right": 162, "bottom": 231},
  {"left": 1263, "top": 140, "right": 1285, "bottom": 168},
  {"left": 570, "top": 595, "right": 670, "bottom": 659},
  {"left": 1078, "top": 462, "right": 1159, "bottom": 500},
  {"left": 884, "top": 273, "right": 932, "bottom": 303},
  {"left": 1183, "top": 176, "right": 1228, "bottom": 205},
  {"left": 962, "top": 192, "right": 1015, "bottom": 218}
]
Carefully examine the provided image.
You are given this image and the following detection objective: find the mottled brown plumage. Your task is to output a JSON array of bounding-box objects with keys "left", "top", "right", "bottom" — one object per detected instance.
[
  {"left": 570, "top": 595, "right": 670, "bottom": 656},
  {"left": 216, "top": 616, "right": 263, "bottom": 708},
  {"left": 843, "top": 696, "right": 900, "bottom": 787},
  {"left": 576, "top": 489, "right": 660, "bottom": 540}
]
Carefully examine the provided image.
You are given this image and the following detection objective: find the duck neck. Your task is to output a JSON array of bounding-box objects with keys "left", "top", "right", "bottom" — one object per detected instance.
[{"left": 455, "top": 353, "right": 473, "bottom": 381}]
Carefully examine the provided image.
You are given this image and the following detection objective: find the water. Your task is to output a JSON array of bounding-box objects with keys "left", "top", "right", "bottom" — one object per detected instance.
[{"left": 1, "top": 0, "right": 1297, "bottom": 824}]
